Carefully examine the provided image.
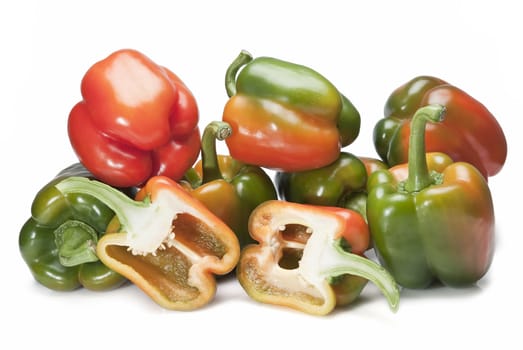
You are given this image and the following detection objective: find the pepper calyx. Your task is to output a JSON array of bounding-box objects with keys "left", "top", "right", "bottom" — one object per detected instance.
[{"left": 54, "top": 220, "right": 99, "bottom": 266}]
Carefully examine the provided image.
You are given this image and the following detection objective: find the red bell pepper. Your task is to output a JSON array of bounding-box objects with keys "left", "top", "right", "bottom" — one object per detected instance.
[{"left": 68, "top": 49, "right": 201, "bottom": 188}]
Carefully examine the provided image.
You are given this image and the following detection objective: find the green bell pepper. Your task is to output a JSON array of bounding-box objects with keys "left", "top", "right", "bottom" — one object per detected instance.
[
  {"left": 275, "top": 153, "right": 387, "bottom": 221},
  {"left": 19, "top": 163, "right": 128, "bottom": 291},
  {"left": 367, "top": 104, "right": 495, "bottom": 288}
]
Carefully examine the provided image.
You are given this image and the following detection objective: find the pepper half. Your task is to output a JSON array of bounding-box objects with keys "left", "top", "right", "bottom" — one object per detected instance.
[
  {"left": 182, "top": 121, "right": 277, "bottom": 248},
  {"left": 237, "top": 200, "right": 399, "bottom": 316},
  {"left": 55, "top": 176, "right": 240, "bottom": 310},
  {"left": 373, "top": 75, "right": 507, "bottom": 178},
  {"left": 19, "top": 163, "right": 127, "bottom": 291},
  {"left": 367, "top": 104, "right": 495, "bottom": 288},
  {"left": 222, "top": 50, "right": 360, "bottom": 172},
  {"left": 68, "top": 49, "right": 201, "bottom": 187}
]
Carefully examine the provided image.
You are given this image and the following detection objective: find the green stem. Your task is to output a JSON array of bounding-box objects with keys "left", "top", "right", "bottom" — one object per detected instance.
[
  {"left": 404, "top": 104, "right": 446, "bottom": 192},
  {"left": 225, "top": 50, "right": 253, "bottom": 97},
  {"left": 54, "top": 220, "right": 99, "bottom": 266},
  {"left": 321, "top": 239, "right": 400, "bottom": 312},
  {"left": 201, "top": 121, "right": 232, "bottom": 184},
  {"left": 56, "top": 177, "right": 149, "bottom": 233}
]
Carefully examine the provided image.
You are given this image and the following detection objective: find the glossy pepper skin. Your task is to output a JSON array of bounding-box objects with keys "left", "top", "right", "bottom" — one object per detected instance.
[
  {"left": 237, "top": 200, "right": 399, "bottom": 316},
  {"left": 182, "top": 121, "right": 277, "bottom": 248},
  {"left": 19, "top": 163, "right": 127, "bottom": 291},
  {"left": 68, "top": 49, "right": 201, "bottom": 188},
  {"left": 373, "top": 75, "right": 507, "bottom": 178},
  {"left": 276, "top": 153, "right": 387, "bottom": 223},
  {"left": 367, "top": 104, "right": 495, "bottom": 289},
  {"left": 222, "top": 50, "right": 360, "bottom": 172},
  {"left": 55, "top": 175, "right": 240, "bottom": 310}
]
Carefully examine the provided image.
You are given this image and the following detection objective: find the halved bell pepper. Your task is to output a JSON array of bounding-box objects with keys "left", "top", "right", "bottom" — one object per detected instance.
[
  {"left": 19, "top": 163, "right": 127, "bottom": 291},
  {"left": 68, "top": 49, "right": 201, "bottom": 188},
  {"left": 55, "top": 175, "right": 240, "bottom": 310},
  {"left": 367, "top": 104, "right": 495, "bottom": 289},
  {"left": 222, "top": 50, "right": 360, "bottom": 172},
  {"left": 182, "top": 121, "right": 277, "bottom": 248},
  {"left": 373, "top": 75, "right": 507, "bottom": 178},
  {"left": 275, "top": 153, "right": 387, "bottom": 223},
  {"left": 237, "top": 200, "right": 399, "bottom": 316}
]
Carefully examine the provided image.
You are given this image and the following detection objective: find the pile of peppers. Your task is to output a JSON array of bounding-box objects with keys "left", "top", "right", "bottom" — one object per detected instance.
[{"left": 18, "top": 48, "right": 507, "bottom": 316}]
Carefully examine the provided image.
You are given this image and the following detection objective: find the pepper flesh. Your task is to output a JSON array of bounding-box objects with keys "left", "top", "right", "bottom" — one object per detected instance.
[
  {"left": 367, "top": 104, "right": 495, "bottom": 288},
  {"left": 182, "top": 121, "right": 277, "bottom": 248},
  {"left": 373, "top": 75, "right": 507, "bottom": 178},
  {"left": 55, "top": 176, "right": 240, "bottom": 310},
  {"left": 237, "top": 200, "right": 399, "bottom": 316},
  {"left": 19, "top": 163, "right": 127, "bottom": 291},
  {"left": 222, "top": 50, "right": 360, "bottom": 172},
  {"left": 68, "top": 49, "right": 201, "bottom": 187}
]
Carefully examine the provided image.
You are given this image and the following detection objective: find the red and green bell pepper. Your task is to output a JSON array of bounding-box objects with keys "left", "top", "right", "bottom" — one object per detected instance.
[
  {"left": 68, "top": 49, "right": 201, "bottom": 188},
  {"left": 367, "top": 104, "right": 495, "bottom": 288},
  {"left": 373, "top": 75, "right": 507, "bottom": 178},
  {"left": 19, "top": 163, "right": 128, "bottom": 291},
  {"left": 182, "top": 121, "right": 277, "bottom": 248},
  {"left": 222, "top": 50, "right": 360, "bottom": 172},
  {"left": 55, "top": 175, "right": 240, "bottom": 310}
]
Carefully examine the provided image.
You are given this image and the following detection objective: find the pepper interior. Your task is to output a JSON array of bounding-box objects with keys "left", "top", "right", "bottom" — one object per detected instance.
[
  {"left": 104, "top": 213, "right": 227, "bottom": 302},
  {"left": 277, "top": 223, "right": 310, "bottom": 270}
]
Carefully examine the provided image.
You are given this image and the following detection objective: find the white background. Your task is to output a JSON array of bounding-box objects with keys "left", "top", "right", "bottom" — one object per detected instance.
[{"left": 2, "top": 1, "right": 521, "bottom": 348}]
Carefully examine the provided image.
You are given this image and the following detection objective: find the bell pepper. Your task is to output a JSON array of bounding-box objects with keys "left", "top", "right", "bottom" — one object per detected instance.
[
  {"left": 182, "top": 121, "right": 277, "bottom": 248},
  {"left": 55, "top": 175, "right": 240, "bottom": 310},
  {"left": 237, "top": 200, "right": 400, "bottom": 316},
  {"left": 19, "top": 163, "right": 127, "bottom": 291},
  {"left": 222, "top": 50, "right": 361, "bottom": 172},
  {"left": 68, "top": 48, "right": 201, "bottom": 188},
  {"left": 367, "top": 104, "right": 495, "bottom": 289},
  {"left": 275, "top": 153, "right": 387, "bottom": 223},
  {"left": 373, "top": 75, "right": 507, "bottom": 178}
]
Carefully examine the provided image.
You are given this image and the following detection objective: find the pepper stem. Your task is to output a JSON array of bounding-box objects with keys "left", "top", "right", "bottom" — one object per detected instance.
[
  {"left": 320, "top": 239, "right": 400, "bottom": 312},
  {"left": 404, "top": 104, "right": 446, "bottom": 192},
  {"left": 225, "top": 50, "right": 253, "bottom": 97},
  {"left": 201, "top": 121, "right": 232, "bottom": 184},
  {"left": 56, "top": 176, "right": 150, "bottom": 238}
]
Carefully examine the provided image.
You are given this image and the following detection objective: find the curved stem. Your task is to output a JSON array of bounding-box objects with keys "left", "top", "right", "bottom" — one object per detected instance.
[
  {"left": 201, "top": 121, "right": 232, "bottom": 184},
  {"left": 404, "top": 104, "right": 446, "bottom": 192},
  {"left": 225, "top": 50, "right": 253, "bottom": 97},
  {"left": 54, "top": 220, "right": 99, "bottom": 266},
  {"left": 321, "top": 240, "right": 400, "bottom": 312},
  {"left": 56, "top": 177, "right": 149, "bottom": 233}
]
